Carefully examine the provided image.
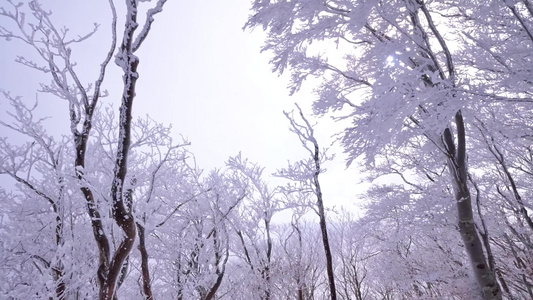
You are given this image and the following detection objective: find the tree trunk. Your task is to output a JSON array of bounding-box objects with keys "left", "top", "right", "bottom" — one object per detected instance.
[
  {"left": 100, "top": 1, "right": 142, "bottom": 297},
  {"left": 314, "top": 170, "right": 337, "bottom": 300},
  {"left": 442, "top": 110, "right": 501, "bottom": 300},
  {"left": 311, "top": 135, "right": 337, "bottom": 300},
  {"left": 137, "top": 222, "right": 154, "bottom": 300}
]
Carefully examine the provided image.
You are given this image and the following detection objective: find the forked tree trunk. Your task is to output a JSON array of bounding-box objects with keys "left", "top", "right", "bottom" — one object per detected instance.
[{"left": 442, "top": 111, "right": 501, "bottom": 300}]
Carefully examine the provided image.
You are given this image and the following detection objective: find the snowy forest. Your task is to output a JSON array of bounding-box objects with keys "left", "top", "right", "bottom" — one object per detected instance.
[{"left": 0, "top": 0, "right": 532, "bottom": 299}]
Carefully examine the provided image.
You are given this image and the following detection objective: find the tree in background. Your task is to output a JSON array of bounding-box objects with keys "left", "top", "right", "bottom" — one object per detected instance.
[
  {"left": 275, "top": 103, "right": 337, "bottom": 300},
  {"left": 226, "top": 154, "right": 281, "bottom": 300}
]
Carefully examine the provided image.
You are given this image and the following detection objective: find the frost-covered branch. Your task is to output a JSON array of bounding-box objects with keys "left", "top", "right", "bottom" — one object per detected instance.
[{"left": 132, "top": 0, "right": 168, "bottom": 52}]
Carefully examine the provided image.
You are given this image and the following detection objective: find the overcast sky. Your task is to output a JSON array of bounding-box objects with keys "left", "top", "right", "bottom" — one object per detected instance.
[{"left": 0, "top": 0, "right": 364, "bottom": 211}]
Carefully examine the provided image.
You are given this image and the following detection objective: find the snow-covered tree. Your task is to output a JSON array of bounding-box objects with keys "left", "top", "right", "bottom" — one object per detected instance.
[
  {"left": 246, "top": 0, "right": 533, "bottom": 298},
  {"left": 0, "top": 0, "right": 171, "bottom": 298}
]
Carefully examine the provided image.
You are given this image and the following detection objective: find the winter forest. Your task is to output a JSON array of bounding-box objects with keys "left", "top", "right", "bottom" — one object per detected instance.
[{"left": 0, "top": 0, "right": 532, "bottom": 299}]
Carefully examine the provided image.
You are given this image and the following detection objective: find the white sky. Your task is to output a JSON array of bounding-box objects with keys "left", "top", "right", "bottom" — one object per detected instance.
[{"left": 0, "top": 0, "right": 365, "bottom": 212}]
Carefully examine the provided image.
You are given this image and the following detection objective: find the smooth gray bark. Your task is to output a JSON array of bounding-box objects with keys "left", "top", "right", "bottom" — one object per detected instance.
[{"left": 442, "top": 111, "right": 502, "bottom": 300}]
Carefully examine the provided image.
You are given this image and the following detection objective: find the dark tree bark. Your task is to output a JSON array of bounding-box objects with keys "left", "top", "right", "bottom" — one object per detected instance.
[
  {"left": 203, "top": 228, "right": 230, "bottom": 300},
  {"left": 99, "top": 1, "right": 168, "bottom": 298},
  {"left": 313, "top": 145, "right": 337, "bottom": 300},
  {"left": 137, "top": 222, "right": 154, "bottom": 300}
]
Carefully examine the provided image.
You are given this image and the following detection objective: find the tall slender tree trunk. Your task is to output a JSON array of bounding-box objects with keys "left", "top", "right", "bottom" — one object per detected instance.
[
  {"left": 442, "top": 110, "right": 501, "bottom": 300},
  {"left": 314, "top": 166, "right": 337, "bottom": 300},
  {"left": 137, "top": 221, "right": 154, "bottom": 300},
  {"left": 99, "top": 1, "right": 141, "bottom": 296}
]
